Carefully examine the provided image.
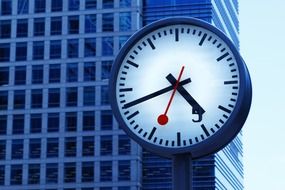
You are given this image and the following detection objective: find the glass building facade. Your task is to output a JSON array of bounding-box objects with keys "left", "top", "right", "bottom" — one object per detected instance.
[{"left": 0, "top": 0, "right": 242, "bottom": 190}]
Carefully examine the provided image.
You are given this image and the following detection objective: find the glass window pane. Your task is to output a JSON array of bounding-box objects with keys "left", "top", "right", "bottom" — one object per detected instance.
[
  {"left": 29, "top": 138, "right": 41, "bottom": 158},
  {"left": 101, "top": 61, "right": 112, "bottom": 80},
  {"left": 33, "top": 41, "right": 44, "bottom": 60},
  {"left": 0, "top": 140, "right": 6, "bottom": 160},
  {"left": 0, "top": 91, "right": 8, "bottom": 110},
  {"left": 68, "top": 16, "right": 79, "bottom": 34},
  {"left": 120, "top": 0, "right": 131, "bottom": 7},
  {"left": 0, "top": 116, "right": 7, "bottom": 135},
  {"left": 85, "top": 0, "right": 96, "bottom": 9},
  {"left": 65, "top": 112, "right": 77, "bottom": 131},
  {"left": 0, "top": 43, "right": 10, "bottom": 62},
  {"left": 119, "top": 135, "right": 131, "bottom": 155},
  {"left": 31, "top": 89, "right": 42, "bottom": 108},
  {"left": 51, "top": 0, "right": 62, "bottom": 12},
  {"left": 66, "top": 63, "right": 78, "bottom": 82},
  {"left": 49, "top": 64, "right": 61, "bottom": 83},
  {"left": 102, "top": 37, "right": 113, "bottom": 56},
  {"left": 65, "top": 137, "right": 77, "bottom": 157},
  {"left": 83, "top": 111, "right": 95, "bottom": 131},
  {"left": 118, "top": 160, "right": 130, "bottom": 181},
  {"left": 66, "top": 87, "right": 78, "bottom": 107},
  {"left": 16, "top": 42, "right": 27, "bottom": 61},
  {"left": 1, "top": 0, "right": 12, "bottom": 15},
  {"left": 50, "top": 17, "right": 62, "bottom": 35},
  {"left": 103, "top": 0, "right": 113, "bottom": 8},
  {"left": 67, "top": 39, "right": 79, "bottom": 58},
  {"left": 12, "top": 115, "right": 24, "bottom": 134},
  {"left": 81, "top": 162, "right": 94, "bottom": 182},
  {"left": 30, "top": 114, "right": 42, "bottom": 133},
  {"left": 100, "top": 135, "right": 112, "bottom": 155},
  {"left": 84, "top": 38, "right": 96, "bottom": 57},
  {"left": 69, "top": 0, "right": 79, "bottom": 10},
  {"left": 0, "top": 20, "right": 11, "bottom": 38},
  {"left": 102, "top": 13, "right": 113, "bottom": 32},
  {"left": 101, "top": 111, "right": 112, "bottom": 130},
  {"left": 28, "top": 164, "right": 40, "bottom": 184},
  {"left": 14, "top": 90, "right": 25, "bottom": 109},
  {"left": 120, "top": 12, "right": 131, "bottom": 31},
  {"left": 17, "top": 19, "right": 28, "bottom": 37},
  {"left": 46, "top": 163, "right": 58, "bottom": 184},
  {"left": 10, "top": 165, "right": 22, "bottom": 185},
  {"left": 101, "top": 86, "right": 109, "bottom": 105},
  {"left": 100, "top": 161, "right": 112, "bottom": 181},
  {"left": 0, "top": 165, "right": 4, "bottom": 185},
  {"left": 64, "top": 162, "right": 76, "bottom": 183},
  {"left": 18, "top": 0, "right": 29, "bottom": 14},
  {"left": 48, "top": 113, "right": 59, "bottom": 132},
  {"left": 83, "top": 86, "right": 95, "bottom": 106},
  {"left": 12, "top": 139, "right": 23, "bottom": 159},
  {"left": 84, "top": 62, "right": 96, "bottom": 81},
  {"left": 34, "top": 0, "right": 45, "bottom": 13},
  {"left": 32, "top": 65, "right": 43, "bottom": 84},
  {"left": 47, "top": 138, "right": 59, "bottom": 157},
  {"left": 85, "top": 14, "right": 96, "bottom": 33},
  {"left": 82, "top": 136, "right": 94, "bottom": 156},
  {"left": 34, "top": 18, "right": 45, "bottom": 36},
  {"left": 14, "top": 66, "right": 26, "bottom": 85},
  {"left": 0, "top": 67, "right": 9, "bottom": 86},
  {"left": 48, "top": 88, "right": 60, "bottom": 108},
  {"left": 119, "top": 36, "right": 130, "bottom": 49},
  {"left": 50, "top": 40, "right": 61, "bottom": 59}
]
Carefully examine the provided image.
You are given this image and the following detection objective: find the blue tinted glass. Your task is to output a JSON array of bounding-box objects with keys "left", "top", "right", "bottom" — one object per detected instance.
[
  {"left": 0, "top": 115, "right": 7, "bottom": 135},
  {"left": 10, "top": 165, "right": 22, "bottom": 185},
  {"left": 16, "top": 42, "right": 27, "bottom": 61},
  {"left": 101, "top": 60, "right": 112, "bottom": 80},
  {"left": 34, "top": 18, "right": 45, "bottom": 36},
  {"left": 118, "top": 160, "right": 130, "bottom": 181},
  {"left": 31, "top": 89, "right": 42, "bottom": 108},
  {"left": 0, "top": 43, "right": 10, "bottom": 62},
  {"left": 12, "top": 139, "right": 23, "bottom": 159},
  {"left": 48, "top": 113, "right": 59, "bottom": 132},
  {"left": 0, "top": 140, "right": 6, "bottom": 159},
  {"left": 84, "top": 38, "right": 96, "bottom": 57},
  {"left": 100, "top": 136, "right": 112, "bottom": 155},
  {"left": 12, "top": 115, "right": 24, "bottom": 134},
  {"left": 101, "top": 86, "right": 109, "bottom": 105},
  {"left": 0, "top": 165, "right": 4, "bottom": 185},
  {"left": 120, "top": 12, "right": 131, "bottom": 31},
  {"left": 0, "top": 67, "right": 9, "bottom": 85},
  {"left": 84, "top": 62, "right": 96, "bottom": 81},
  {"left": 82, "top": 162, "right": 94, "bottom": 182},
  {"left": 69, "top": 0, "right": 79, "bottom": 10},
  {"left": 85, "top": 0, "right": 96, "bottom": 9},
  {"left": 100, "top": 161, "right": 112, "bottom": 181},
  {"left": 14, "top": 90, "right": 25, "bottom": 109},
  {"left": 18, "top": 0, "right": 29, "bottom": 14},
  {"left": 49, "top": 64, "right": 61, "bottom": 83},
  {"left": 14, "top": 66, "right": 26, "bottom": 85},
  {"left": 50, "top": 40, "right": 61, "bottom": 59},
  {"left": 64, "top": 162, "right": 76, "bottom": 182},
  {"left": 67, "top": 39, "right": 78, "bottom": 58},
  {"left": 82, "top": 136, "right": 94, "bottom": 156},
  {"left": 65, "top": 137, "right": 77, "bottom": 157},
  {"left": 83, "top": 111, "right": 95, "bottom": 131},
  {"left": 47, "top": 138, "right": 59, "bottom": 157},
  {"left": 17, "top": 19, "right": 28, "bottom": 37},
  {"left": 102, "top": 13, "right": 113, "bottom": 32},
  {"left": 0, "top": 91, "right": 8, "bottom": 110},
  {"left": 46, "top": 163, "right": 58, "bottom": 184},
  {"left": 120, "top": 0, "right": 131, "bottom": 7},
  {"left": 50, "top": 17, "right": 62, "bottom": 35},
  {"left": 28, "top": 164, "right": 40, "bottom": 184},
  {"left": 0, "top": 20, "right": 11, "bottom": 38},
  {"left": 68, "top": 16, "right": 79, "bottom": 34},
  {"left": 51, "top": 0, "right": 62, "bottom": 12},
  {"left": 66, "top": 63, "right": 78, "bottom": 82},
  {"left": 30, "top": 114, "right": 42, "bottom": 133},
  {"left": 85, "top": 14, "right": 96, "bottom": 33},
  {"left": 102, "top": 37, "right": 113, "bottom": 56},
  {"left": 118, "top": 135, "right": 131, "bottom": 155},
  {"left": 103, "top": 0, "right": 113, "bottom": 8},
  {"left": 1, "top": 0, "right": 12, "bottom": 15},
  {"left": 33, "top": 41, "right": 44, "bottom": 60},
  {"left": 119, "top": 36, "right": 130, "bottom": 49},
  {"left": 101, "top": 111, "right": 112, "bottom": 130},
  {"left": 29, "top": 139, "right": 41, "bottom": 158},
  {"left": 48, "top": 88, "right": 60, "bottom": 107},
  {"left": 83, "top": 86, "right": 95, "bottom": 106},
  {"left": 34, "top": 0, "right": 45, "bottom": 13},
  {"left": 65, "top": 112, "right": 77, "bottom": 131},
  {"left": 32, "top": 65, "right": 43, "bottom": 84}
]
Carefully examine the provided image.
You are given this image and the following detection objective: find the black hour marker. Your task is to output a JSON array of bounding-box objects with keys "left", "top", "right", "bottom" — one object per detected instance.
[
  {"left": 201, "top": 124, "right": 210, "bottom": 137},
  {"left": 217, "top": 52, "right": 229, "bottom": 62},
  {"left": 127, "top": 111, "right": 139, "bottom": 120},
  {"left": 133, "top": 50, "right": 138, "bottom": 54},
  {"left": 119, "top": 88, "right": 133, "bottom": 92},
  {"left": 153, "top": 137, "right": 157, "bottom": 143},
  {"left": 187, "top": 28, "right": 190, "bottom": 33},
  {"left": 158, "top": 32, "right": 161, "bottom": 37},
  {"left": 122, "top": 71, "right": 127, "bottom": 75},
  {"left": 232, "top": 75, "right": 238, "bottom": 78},
  {"left": 224, "top": 80, "right": 238, "bottom": 85},
  {"left": 172, "top": 141, "right": 175, "bottom": 147},
  {"left": 165, "top": 140, "right": 169, "bottom": 146},
  {"left": 199, "top": 33, "right": 207, "bottom": 46},
  {"left": 189, "top": 139, "right": 193, "bottom": 144},
  {"left": 183, "top": 140, "right": 186, "bottom": 146},
  {"left": 123, "top": 65, "right": 129, "bottom": 69},
  {"left": 147, "top": 38, "right": 156, "bottom": 50},
  {"left": 219, "top": 119, "right": 224, "bottom": 124},
  {"left": 129, "top": 55, "right": 134, "bottom": 59},
  {"left": 126, "top": 60, "right": 139, "bottom": 68},
  {"left": 119, "top": 94, "right": 125, "bottom": 98},
  {"left": 138, "top": 128, "right": 143, "bottom": 134},
  {"left": 148, "top": 127, "right": 157, "bottom": 140},
  {"left": 159, "top": 139, "right": 163, "bottom": 144},
  {"left": 138, "top": 45, "right": 142, "bottom": 50},
  {"left": 218, "top": 105, "right": 231, "bottom": 114},
  {"left": 134, "top": 125, "right": 139, "bottom": 129},
  {"left": 120, "top": 77, "right": 125, "bottom": 80},
  {"left": 170, "top": 29, "right": 173, "bottom": 34},
  {"left": 142, "top": 41, "right": 146, "bottom": 46},
  {"left": 232, "top": 92, "right": 238, "bottom": 96},
  {"left": 217, "top": 43, "right": 222, "bottom": 48},
  {"left": 120, "top": 100, "right": 126, "bottom": 103},
  {"left": 228, "top": 104, "right": 234, "bottom": 108},
  {"left": 143, "top": 132, "right": 147, "bottom": 137},
  {"left": 152, "top": 35, "right": 156, "bottom": 40},
  {"left": 130, "top": 120, "right": 135, "bottom": 125},
  {"left": 175, "top": 28, "right": 179, "bottom": 41},
  {"left": 198, "top": 31, "right": 202, "bottom": 36},
  {"left": 163, "top": 30, "right": 167, "bottom": 36},
  {"left": 215, "top": 124, "right": 220, "bottom": 129},
  {"left": 229, "top": 63, "right": 235, "bottom": 67},
  {"left": 177, "top": 132, "right": 181, "bottom": 146},
  {"left": 195, "top": 137, "right": 199, "bottom": 143},
  {"left": 210, "top": 128, "right": 215, "bottom": 133},
  {"left": 227, "top": 57, "right": 233, "bottom": 61},
  {"left": 231, "top": 69, "right": 237, "bottom": 72}
]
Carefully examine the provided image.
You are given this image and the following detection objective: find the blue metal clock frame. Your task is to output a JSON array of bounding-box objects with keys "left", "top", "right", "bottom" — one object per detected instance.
[{"left": 109, "top": 17, "right": 252, "bottom": 159}]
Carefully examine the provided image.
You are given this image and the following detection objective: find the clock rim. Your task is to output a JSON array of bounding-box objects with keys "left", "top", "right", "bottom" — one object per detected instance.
[{"left": 109, "top": 17, "right": 252, "bottom": 159}]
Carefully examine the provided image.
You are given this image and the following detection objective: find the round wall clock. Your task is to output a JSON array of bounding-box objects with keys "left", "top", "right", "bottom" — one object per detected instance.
[{"left": 110, "top": 17, "right": 252, "bottom": 159}]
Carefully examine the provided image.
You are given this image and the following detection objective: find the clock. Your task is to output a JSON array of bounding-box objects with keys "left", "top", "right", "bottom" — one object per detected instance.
[{"left": 109, "top": 17, "right": 252, "bottom": 159}]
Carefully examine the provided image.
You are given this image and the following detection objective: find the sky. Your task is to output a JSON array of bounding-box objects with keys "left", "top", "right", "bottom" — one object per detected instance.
[{"left": 239, "top": 0, "right": 285, "bottom": 189}]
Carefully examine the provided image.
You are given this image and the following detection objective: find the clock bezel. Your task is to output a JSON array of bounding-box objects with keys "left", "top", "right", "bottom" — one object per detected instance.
[{"left": 109, "top": 17, "right": 252, "bottom": 159}]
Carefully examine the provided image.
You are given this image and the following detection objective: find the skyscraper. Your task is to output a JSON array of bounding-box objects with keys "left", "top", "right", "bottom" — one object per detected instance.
[{"left": 0, "top": 0, "right": 242, "bottom": 190}]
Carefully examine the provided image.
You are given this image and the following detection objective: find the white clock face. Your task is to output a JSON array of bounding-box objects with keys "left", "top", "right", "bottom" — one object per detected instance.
[{"left": 114, "top": 24, "right": 241, "bottom": 149}]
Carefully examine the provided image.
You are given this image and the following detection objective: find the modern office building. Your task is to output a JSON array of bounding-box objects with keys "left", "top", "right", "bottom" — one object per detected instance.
[{"left": 0, "top": 0, "right": 242, "bottom": 190}]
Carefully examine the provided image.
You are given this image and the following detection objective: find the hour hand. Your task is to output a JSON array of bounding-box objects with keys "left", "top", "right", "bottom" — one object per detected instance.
[{"left": 166, "top": 74, "right": 205, "bottom": 122}]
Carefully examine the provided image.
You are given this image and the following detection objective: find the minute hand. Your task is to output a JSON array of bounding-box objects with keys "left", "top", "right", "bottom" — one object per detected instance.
[
  {"left": 166, "top": 74, "right": 205, "bottom": 122},
  {"left": 122, "top": 78, "right": 191, "bottom": 109}
]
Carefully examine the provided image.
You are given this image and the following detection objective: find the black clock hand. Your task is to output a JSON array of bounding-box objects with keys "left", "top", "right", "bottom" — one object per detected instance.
[
  {"left": 122, "top": 78, "right": 191, "bottom": 109},
  {"left": 166, "top": 74, "right": 205, "bottom": 122}
]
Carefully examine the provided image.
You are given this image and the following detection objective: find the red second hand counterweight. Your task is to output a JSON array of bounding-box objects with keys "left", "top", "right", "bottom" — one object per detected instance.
[{"left": 157, "top": 66, "right": 185, "bottom": 125}]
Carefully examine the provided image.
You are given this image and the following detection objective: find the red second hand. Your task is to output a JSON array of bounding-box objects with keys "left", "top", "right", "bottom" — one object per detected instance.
[{"left": 157, "top": 66, "right": 185, "bottom": 125}]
